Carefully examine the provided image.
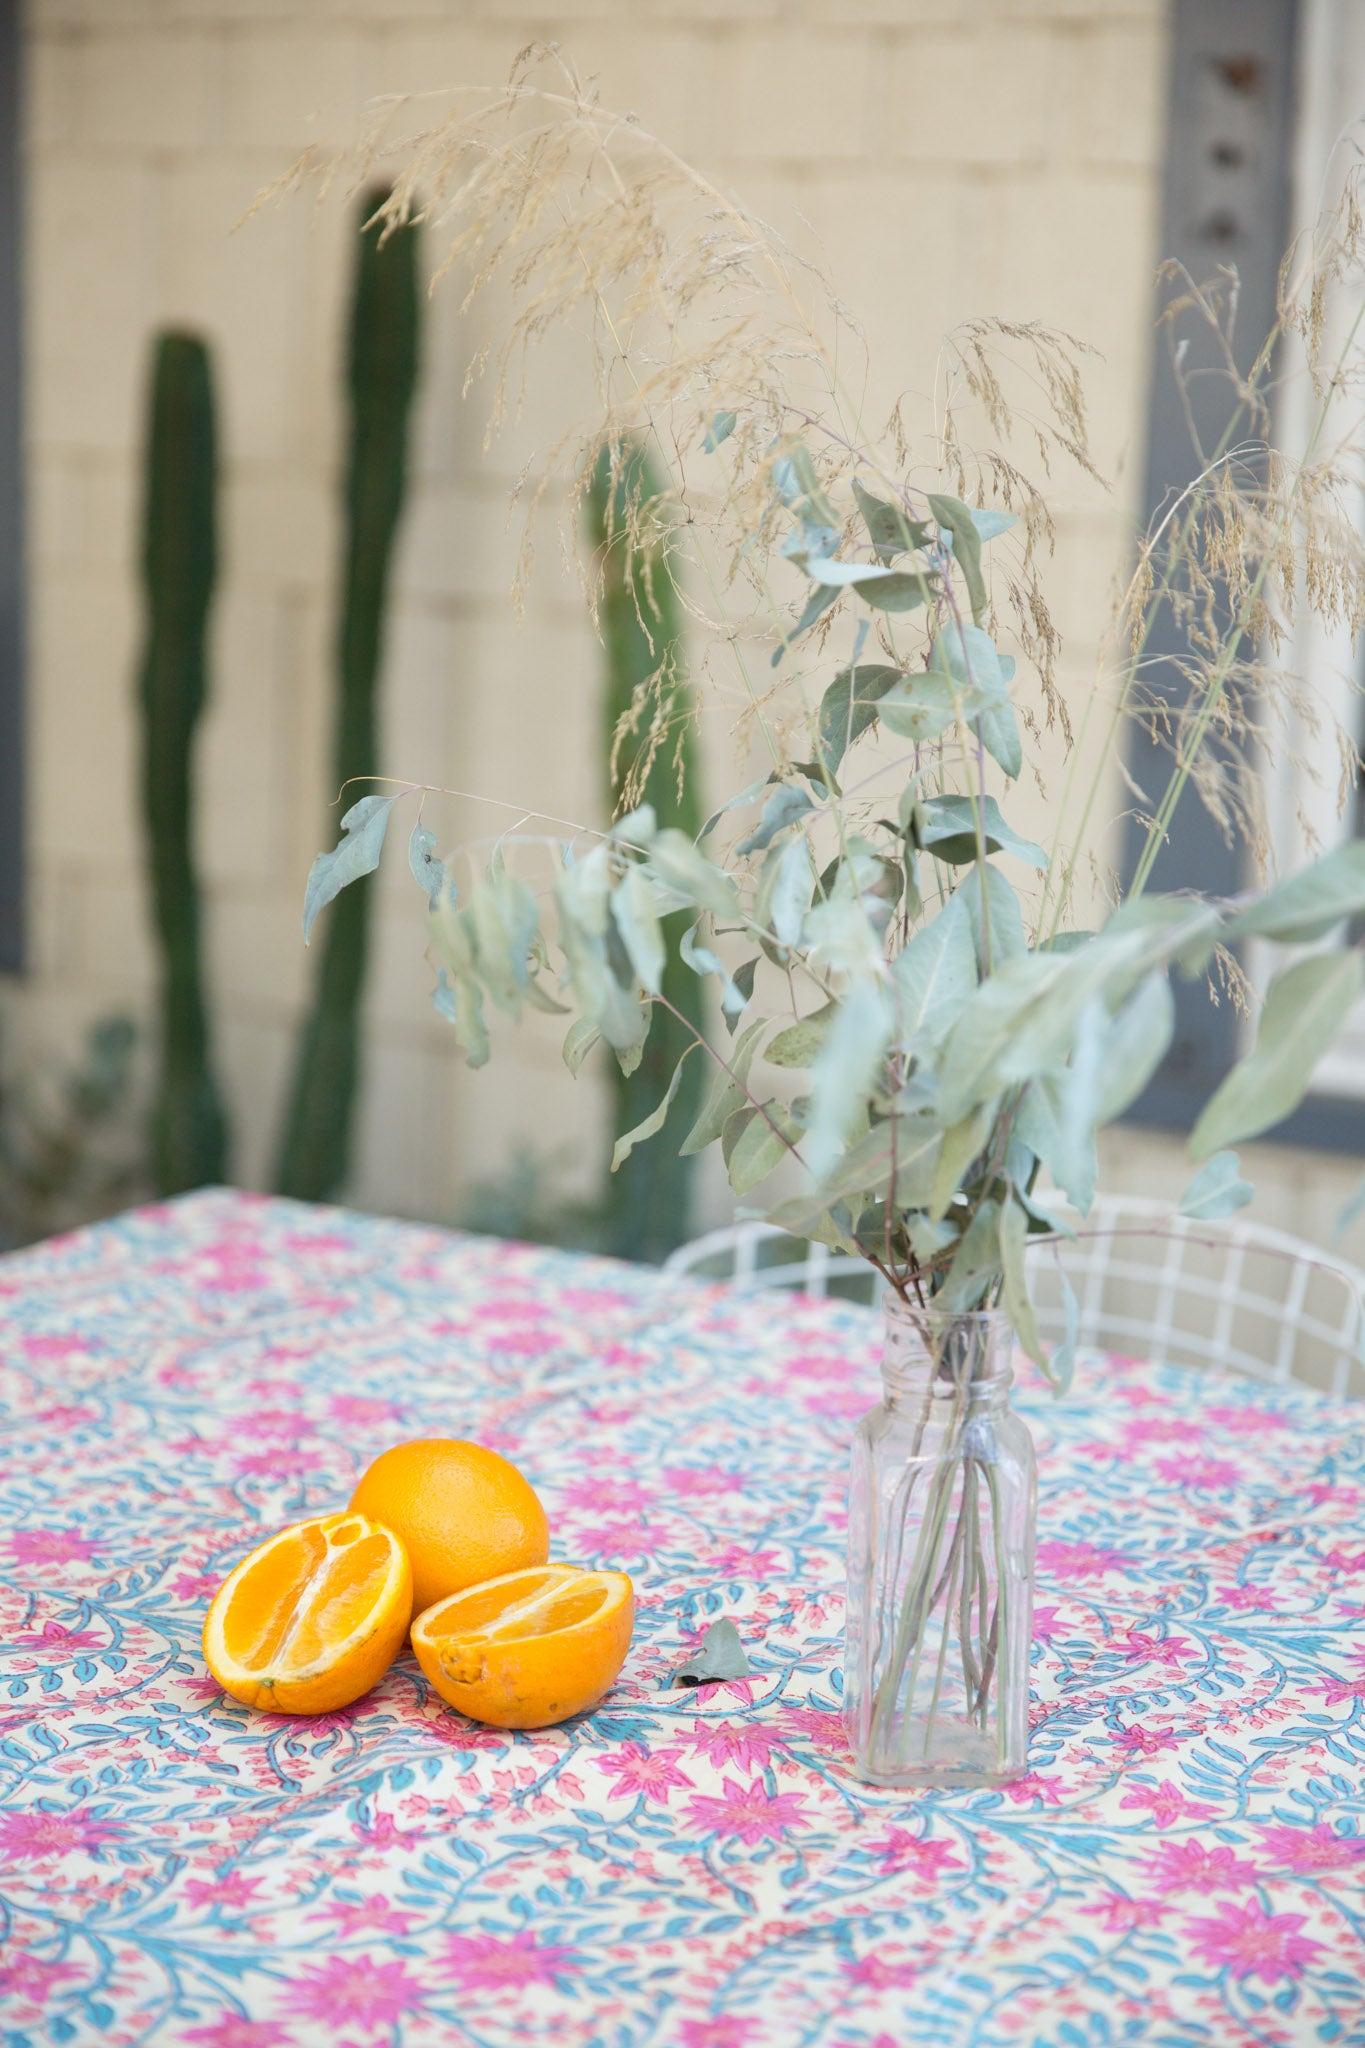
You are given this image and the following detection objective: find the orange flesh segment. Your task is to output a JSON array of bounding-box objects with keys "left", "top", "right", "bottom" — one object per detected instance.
[
  {"left": 219, "top": 1519, "right": 397, "bottom": 1676},
  {"left": 420, "top": 1569, "right": 612, "bottom": 1646}
]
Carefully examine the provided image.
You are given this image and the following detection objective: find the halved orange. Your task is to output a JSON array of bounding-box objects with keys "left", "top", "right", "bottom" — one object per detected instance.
[
  {"left": 203, "top": 1512, "right": 413, "bottom": 1716},
  {"left": 411, "top": 1564, "right": 634, "bottom": 1729}
]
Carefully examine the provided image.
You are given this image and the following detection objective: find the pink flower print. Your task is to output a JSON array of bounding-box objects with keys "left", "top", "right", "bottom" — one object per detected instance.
[
  {"left": 1186, "top": 1901, "right": 1323, "bottom": 1984},
  {"left": 280, "top": 1954, "right": 426, "bottom": 2030},
  {"left": 1036, "top": 1538, "right": 1132, "bottom": 1580},
  {"left": 686, "top": 1720, "right": 773, "bottom": 1773},
  {"left": 843, "top": 1954, "right": 918, "bottom": 1991},
  {"left": 1119, "top": 1780, "right": 1218, "bottom": 1826},
  {"left": 683, "top": 1777, "right": 809, "bottom": 1846},
  {"left": 173, "top": 1571, "right": 222, "bottom": 1603},
  {"left": 706, "top": 1545, "right": 783, "bottom": 1578},
  {"left": 1319, "top": 1648, "right": 1365, "bottom": 1706},
  {"left": 12, "top": 1619, "right": 103, "bottom": 1652},
  {"left": 22, "top": 1333, "right": 89, "bottom": 1362},
  {"left": 1002, "top": 1774, "right": 1061, "bottom": 1807},
  {"left": 1140, "top": 1840, "right": 1258, "bottom": 1894},
  {"left": 247, "top": 1409, "right": 311, "bottom": 1438},
  {"left": 0, "top": 1808, "right": 125, "bottom": 1861},
  {"left": 1084, "top": 1892, "right": 1166, "bottom": 1934},
  {"left": 234, "top": 1447, "right": 326, "bottom": 1477},
  {"left": 1152, "top": 1454, "right": 1241, "bottom": 1490},
  {"left": 0, "top": 1956, "right": 84, "bottom": 2006},
  {"left": 439, "top": 1929, "right": 580, "bottom": 1992},
  {"left": 1215, "top": 1581, "right": 1278, "bottom": 1611},
  {"left": 677, "top": 2022, "right": 759, "bottom": 2048},
  {"left": 868, "top": 1828, "right": 964, "bottom": 1883},
  {"left": 777, "top": 1705, "right": 847, "bottom": 1751},
  {"left": 1324, "top": 1545, "right": 1365, "bottom": 1572},
  {"left": 1203, "top": 1404, "right": 1279, "bottom": 1435},
  {"left": 661, "top": 1466, "right": 743, "bottom": 1497},
  {"left": 327, "top": 1395, "right": 401, "bottom": 1430},
  {"left": 559, "top": 1476, "right": 654, "bottom": 1515},
  {"left": 1123, "top": 1630, "right": 1196, "bottom": 1668},
  {"left": 1115, "top": 1723, "right": 1182, "bottom": 1758},
  {"left": 1256, "top": 1822, "right": 1365, "bottom": 1873},
  {"left": 184, "top": 2018, "right": 293, "bottom": 2047},
  {"left": 182, "top": 1870, "right": 265, "bottom": 1912},
  {"left": 4, "top": 1528, "right": 100, "bottom": 1570},
  {"left": 34, "top": 1403, "right": 97, "bottom": 1431},
  {"left": 598, "top": 1744, "right": 694, "bottom": 1802},
  {"left": 310, "top": 1894, "right": 421, "bottom": 1937},
  {"left": 1032, "top": 1605, "right": 1065, "bottom": 1639}
]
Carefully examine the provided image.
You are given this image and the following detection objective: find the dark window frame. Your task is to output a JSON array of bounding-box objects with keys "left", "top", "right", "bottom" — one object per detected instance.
[
  {"left": 1122, "top": 0, "right": 1365, "bottom": 1153},
  {"left": 0, "top": 0, "right": 23, "bottom": 973}
]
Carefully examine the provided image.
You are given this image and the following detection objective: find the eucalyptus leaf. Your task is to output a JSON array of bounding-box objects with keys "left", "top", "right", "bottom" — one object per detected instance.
[
  {"left": 646, "top": 830, "right": 740, "bottom": 918},
  {"left": 804, "top": 978, "right": 893, "bottom": 1181},
  {"left": 958, "top": 864, "right": 1027, "bottom": 967},
  {"left": 1190, "top": 950, "right": 1364, "bottom": 1158},
  {"left": 805, "top": 557, "right": 908, "bottom": 588},
  {"left": 736, "top": 783, "right": 815, "bottom": 856},
  {"left": 703, "top": 410, "right": 737, "bottom": 452},
  {"left": 977, "top": 694, "right": 1022, "bottom": 779},
  {"left": 937, "top": 1197, "right": 1003, "bottom": 1312},
  {"left": 610, "top": 1050, "right": 695, "bottom": 1172},
  {"left": 408, "top": 819, "right": 447, "bottom": 907},
  {"left": 876, "top": 668, "right": 961, "bottom": 745},
  {"left": 611, "top": 865, "right": 666, "bottom": 994},
  {"left": 1048, "top": 1263, "right": 1080, "bottom": 1393},
  {"left": 971, "top": 507, "right": 1017, "bottom": 543},
  {"left": 772, "top": 581, "right": 839, "bottom": 663},
  {"left": 929, "top": 1101, "right": 996, "bottom": 1220},
  {"left": 999, "top": 1198, "right": 1046, "bottom": 1368},
  {"left": 920, "top": 795, "right": 1046, "bottom": 868},
  {"left": 766, "top": 1002, "right": 837, "bottom": 1068},
  {"left": 1223, "top": 841, "right": 1365, "bottom": 944},
  {"left": 854, "top": 568, "right": 937, "bottom": 613},
  {"left": 1015, "top": 1070, "right": 1096, "bottom": 1214},
  {"left": 701, "top": 777, "right": 770, "bottom": 841},
  {"left": 770, "top": 837, "right": 814, "bottom": 949},
  {"left": 1093, "top": 972, "right": 1174, "bottom": 1123},
  {"left": 669, "top": 1618, "right": 750, "bottom": 1687},
  {"left": 727, "top": 1100, "right": 798, "bottom": 1196},
  {"left": 771, "top": 443, "right": 838, "bottom": 527},
  {"left": 927, "top": 492, "right": 987, "bottom": 623},
  {"left": 562, "top": 1018, "right": 601, "bottom": 1077},
  {"left": 852, "top": 477, "right": 932, "bottom": 562},
  {"left": 817, "top": 663, "right": 903, "bottom": 771},
  {"left": 679, "top": 1017, "right": 765, "bottom": 1157},
  {"left": 303, "top": 795, "right": 396, "bottom": 942},
  {"left": 1179, "top": 1150, "right": 1254, "bottom": 1220},
  {"left": 432, "top": 966, "right": 490, "bottom": 1069}
]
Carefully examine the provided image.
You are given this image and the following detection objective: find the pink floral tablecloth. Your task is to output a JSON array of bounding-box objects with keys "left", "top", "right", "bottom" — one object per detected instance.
[{"left": 1, "top": 1190, "right": 1364, "bottom": 2047}]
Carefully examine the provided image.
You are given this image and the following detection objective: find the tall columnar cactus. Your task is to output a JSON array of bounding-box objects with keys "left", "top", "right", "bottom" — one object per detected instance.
[
  {"left": 138, "top": 331, "right": 229, "bottom": 1196},
  {"left": 275, "top": 191, "right": 421, "bottom": 1202},
  {"left": 587, "top": 443, "right": 704, "bottom": 1264}
]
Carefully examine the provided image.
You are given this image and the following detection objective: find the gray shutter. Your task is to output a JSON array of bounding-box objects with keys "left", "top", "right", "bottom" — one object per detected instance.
[
  {"left": 1123, "top": 0, "right": 1299, "bottom": 1131},
  {"left": 0, "top": 0, "right": 23, "bottom": 972}
]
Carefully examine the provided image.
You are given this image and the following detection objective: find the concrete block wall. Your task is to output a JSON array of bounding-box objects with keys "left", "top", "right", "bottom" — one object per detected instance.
[{"left": 27, "top": 0, "right": 1295, "bottom": 1250}]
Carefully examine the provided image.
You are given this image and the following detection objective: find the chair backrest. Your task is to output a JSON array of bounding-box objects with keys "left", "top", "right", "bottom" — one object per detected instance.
[
  {"left": 663, "top": 1200, "right": 1365, "bottom": 1401},
  {"left": 662, "top": 1222, "right": 884, "bottom": 1305}
]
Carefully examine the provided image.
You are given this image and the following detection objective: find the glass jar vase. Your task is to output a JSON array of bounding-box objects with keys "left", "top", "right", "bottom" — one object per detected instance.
[{"left": 844, "top": 1302, "right": 1036, "bottom": 1788}]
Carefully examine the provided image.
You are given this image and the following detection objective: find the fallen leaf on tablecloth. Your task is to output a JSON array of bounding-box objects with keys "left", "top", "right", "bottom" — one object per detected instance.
[{"left": 669, "top": 1618, "right": 751, "bottom": 1687}]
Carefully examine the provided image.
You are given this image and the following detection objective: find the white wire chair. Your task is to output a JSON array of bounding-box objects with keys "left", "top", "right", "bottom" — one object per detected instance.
[{"left": 662, "top": 1196, "right": 1365, "bottom": 1402}]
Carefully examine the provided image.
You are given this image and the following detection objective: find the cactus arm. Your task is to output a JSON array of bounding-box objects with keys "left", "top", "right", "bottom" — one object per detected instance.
[
  {"left": 274, "top": 193, "right": 420, "bottom": 1203},
  {"left": 586, "top": 442, "right": 705, "bottom": 1263},
  {"left": 138, "top": 331, "right": 229, "bottom": 1196}
]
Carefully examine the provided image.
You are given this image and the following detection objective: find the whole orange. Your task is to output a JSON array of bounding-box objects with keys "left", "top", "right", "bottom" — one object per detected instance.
[{"left": 349, "top": 1439, "right": 550, "bottom": 1615}]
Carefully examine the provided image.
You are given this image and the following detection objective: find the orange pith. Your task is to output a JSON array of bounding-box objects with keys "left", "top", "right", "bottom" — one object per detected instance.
[
  {"left": 411, "top": 1563, "right": 635, "bottom": 1730},
  {"left": 349, "top": 1439, "right": 550, "bottom": 1615},
  {"left": 203, "top": 1511, "right": 413, "bottom": 1716}
]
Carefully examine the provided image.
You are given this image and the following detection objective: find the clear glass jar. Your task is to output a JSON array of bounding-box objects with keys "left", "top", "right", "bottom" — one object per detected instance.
[{"left": 844, "top": 1302, "right": 1036, "bottom": 1788}]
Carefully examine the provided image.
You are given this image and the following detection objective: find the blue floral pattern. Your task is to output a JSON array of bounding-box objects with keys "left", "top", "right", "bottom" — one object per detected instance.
[{"left": 1, "top": 1190, "right": 1363, "bottom": 2046}]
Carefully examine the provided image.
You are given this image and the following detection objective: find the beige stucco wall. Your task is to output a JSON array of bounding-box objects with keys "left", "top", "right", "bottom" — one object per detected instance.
[{"left": 31, "top": 0, "right": 1343, "bottom": 1254}]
